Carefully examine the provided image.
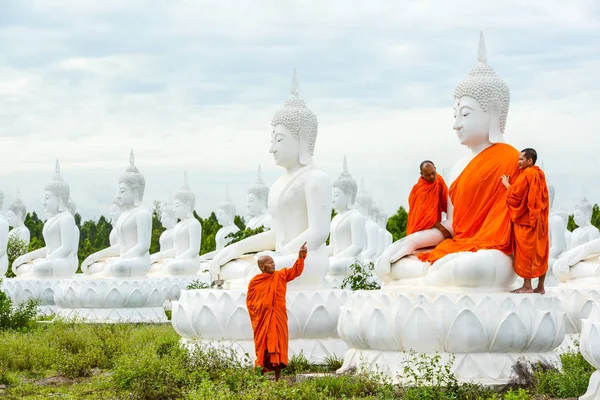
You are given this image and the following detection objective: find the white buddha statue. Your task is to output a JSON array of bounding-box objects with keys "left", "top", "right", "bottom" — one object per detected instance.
[
  {"left": 199, "top": 191, "right": 240, "bottom": 262},
  {"left": 548, "top": 184, "right": 568, "bottom": 267},
  {"left": 377, "top": 211, "right": 393, "bottom": 257},
  {"left": 327, "top": 156, "right": 366, "bottom": 283},
  {"left": 553, "top": 199, "right": 600, "bottom": 284},
  {"left": 211, "top": 68, "right": 332, "bottom": 288},
  {"left": 150, "top": 174, "right": 202, "bottom": 276},
  {"left": 7, "top": 194, "right": 30, "bottom": 245},
  {"left": 81, "top": 150, "right": 152, "bottom": 277},
  {"left": 375, "top": 33, "right": 519, "bottom": 290},
  {"left": 0, "top": 191, "right": 8, "bottom": 276},
  {"left": 149, "top": 201, "right": 177, "bottom": 270},
  {"left": 12, "top": 161, "right": 78, "bottom": 278},
  {"left": 245, "top": 165, "right": 272, "bottom": 231},
  {"left": 356, "top": 180, "right": 379, "bottom": 263}
]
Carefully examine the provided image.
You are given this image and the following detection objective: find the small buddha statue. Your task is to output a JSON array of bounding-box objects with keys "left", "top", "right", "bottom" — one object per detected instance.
[
  {"left": 199, "top": 191, "right": 240, "bottom": 261},
  {"left": 356, "top": 180, "right": 380, "bottom": 263},
  {"left": 377, "top": 211, "right": 393, "bottom": 257},
  {"left": 553, "top": 199, "right": 600, "bottom": 284},
  {"left": 245, "top": 165, "right": 272, "bottom": 230},
  {"left": 326, "top": 156, "right": 366, "bottom": 284},
  {"left": 211, "top": 68, "right": 332, "bottom": 289},
  {"left": 375, "top": 33, "right": 519, "bottom": 290},
  {"left": 149, "top": 173, "right": 202, "bottom": 276},
  {"left": 108, "top": 197, "right": 122, "bottom": 247},
  {"left": 81, "top": 150, "right": 152, "bottom": 277},
  {"left": 66, "top": 198, "right": 80, "bottom": 267},
  {"left": 149, "top": 201, "right": 177, "bottom": 269},
  {"left": 548, "top": 184, "right": 568, "bottom": 267},
  {"left": 12, "top": 161, "right": 79, "bottom": 278},
  {"left": 0, "top": 191, "right": 8, "bottom": 276},
  {"left": 7, "top": 193, "right": 30, "bottom": 245}
]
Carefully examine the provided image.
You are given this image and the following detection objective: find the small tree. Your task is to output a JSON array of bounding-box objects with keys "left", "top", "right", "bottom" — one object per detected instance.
[{"left": 5, "top": 235, "right": 29, "bottom": 278}]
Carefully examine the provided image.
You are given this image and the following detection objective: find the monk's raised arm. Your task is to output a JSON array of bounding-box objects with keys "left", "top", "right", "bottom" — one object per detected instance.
[{"left": 284, "top": 257, "right": 305, "bottom": 282}]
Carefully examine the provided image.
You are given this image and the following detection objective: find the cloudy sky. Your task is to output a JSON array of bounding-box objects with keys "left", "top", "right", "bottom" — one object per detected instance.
[{"left": 1, "top": 0, "right": 599, "bottom": 221}]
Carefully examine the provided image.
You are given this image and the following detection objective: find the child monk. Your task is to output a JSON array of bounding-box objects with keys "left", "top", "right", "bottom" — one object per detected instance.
[
  {"left": 501, "top": 148, "right": 549, "bottom": 294},
  {"left": 246, "top": 242, "right": 308, "bottom": 381}
]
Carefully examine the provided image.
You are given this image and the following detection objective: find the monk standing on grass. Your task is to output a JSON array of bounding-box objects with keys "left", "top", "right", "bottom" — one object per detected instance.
[
  {"left": 406, "top": 160, "right": 450, "bottom": 238},
  {"left": 502, "top": 148, "right": 549, "bottom": 294},
  {"left": 246, "top": 242, "right": 308, "bottom": 381}
]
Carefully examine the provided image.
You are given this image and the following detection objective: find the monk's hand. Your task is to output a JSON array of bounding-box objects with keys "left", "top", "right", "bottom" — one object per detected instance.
[
  {"left": 299, "top": 242, "right": 308, "bottom": 259},
  {"left": 501, "top": 175, "right": 510, "bottom": 188}
]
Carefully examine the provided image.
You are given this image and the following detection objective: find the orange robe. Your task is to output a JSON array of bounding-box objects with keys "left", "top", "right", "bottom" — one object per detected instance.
[
  {"left": 418, "top": 143, "right": 521, "bottom": 264},
  {"left": 406, "top": 175, "right": 449, "bottom": 235},
  {"left": 506, "top": 166, "right": 549, "bottom": 279},
  {"left": 246, "top": 257, "right": 304, "bottom": 371}
]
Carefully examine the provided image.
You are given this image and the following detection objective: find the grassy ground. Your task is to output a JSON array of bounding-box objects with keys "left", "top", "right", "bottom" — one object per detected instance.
[{"left": 0, "top": 320, "right": 595, "bottom": 399}]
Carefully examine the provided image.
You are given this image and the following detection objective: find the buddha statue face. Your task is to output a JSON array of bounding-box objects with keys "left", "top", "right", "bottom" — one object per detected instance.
[
  {"left": 453, "top": 96, "right": 494, "bottom": 148},
  {"left": 270, "top": 124, "right": 304, "bottom": 169},
  {"left": 246, "top": 193, "right": 263, "bottom": 218},
  {"left": 574, "top": 203, "right": 592, "bottom": 227},
  {"left": 332, "top": 187, "right": 350, "bottom": 214},
  {"left": 116, "top": 182, "right": 138, "bottom": 209},
  {"left": 43, "top": 190, "right": 61, "bottom": 215},
  {"left": 6, "top": 210, "right": 21, "bottom": 228},
  {"left": 173, "top": 199, "right": 191, "bottom": 220},
  {"left": 216, "top": 207, "right": 233, "bottom": 227}
]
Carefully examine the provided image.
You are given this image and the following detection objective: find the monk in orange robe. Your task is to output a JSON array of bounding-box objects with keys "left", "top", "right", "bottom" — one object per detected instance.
[
  {"left": 246, "top": 243, "right": 307, "bottom": 381},
  {"left": 502, "top": 148, "right": 549, "bottom": 294},
  {"left": 406, "top": 160, "right": 449, "bottom": 237},
  {"left": 418, "top": 143, "right": 521, "bottom": 264}
]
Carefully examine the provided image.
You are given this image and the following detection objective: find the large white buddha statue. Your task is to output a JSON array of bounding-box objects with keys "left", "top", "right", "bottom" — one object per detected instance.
[
  {"left": 12, "top": 161, "right": 79, "bottom": 278},
  {"left": 377, "top": 211, "right": 393, "bottom": 257},
  {"left": 210, "top": 68, "right": 332, "bottom": 288},
  {"left": 356, "top": 180, "right": 379, "bottom": 263},
  {"left": 553, "top": 199, "right": 600, "bottom": 284},
  {"left": 548, "top": 184, "right": 568, "bottom": 267},
  {"left": 375, "top": 33, "right": 520, "bottom": 290},
  {"left": 149, "top": 201, "right": 176, "bottom": 269},
  {"left": 199, "top": 191, "right": 240, "bottom": 262},
  {"left": 327, "top": 156, "right": 366, "bottom": 283},
  {"left": 7, "top": 193, "right": 30, "bottom": 245},
  {"left": 150, "top": 174, "right": 202, "bottom": 276},
  {"left": 0, "top": 191, "right": 8, "bottom": 276},
  {"left": 245, "top": 165, "right": 272, "bottom": 230},
  {"left": 81, "top": 150, "right": 152, "bottom": 277}
]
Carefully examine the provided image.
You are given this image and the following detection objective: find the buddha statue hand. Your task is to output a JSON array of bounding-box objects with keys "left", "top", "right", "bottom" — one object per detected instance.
[
  {"left": 374, "top": 255, "right": 391, "bottom": 276},
  {"left": 12, "top": 254, "right": 27, "bottom": 268},
  {"left": 81, "top": 254, "right": 99, "bottom": 273},
  {"left": 213, "top": 242, "right": 243, "bottom": 267}
]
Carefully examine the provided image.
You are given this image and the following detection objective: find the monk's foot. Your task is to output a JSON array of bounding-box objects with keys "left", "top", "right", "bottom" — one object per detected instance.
[
  {"left": 511, "top": 286, "right": 534, "bottom": 294},
  {"left": 533, "top": 287, "right": 545, "bottom": 295}
]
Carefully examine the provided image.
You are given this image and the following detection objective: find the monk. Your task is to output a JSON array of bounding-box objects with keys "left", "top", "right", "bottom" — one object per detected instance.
[
  {"left": 246, "top": 242, "right": 308, "bottom": 381},
  {"left": 502, "top": 148, "right": 549, "bottom": 294},
  {"left": 406, "top": 160, "right": 450, "bottom": 238}
]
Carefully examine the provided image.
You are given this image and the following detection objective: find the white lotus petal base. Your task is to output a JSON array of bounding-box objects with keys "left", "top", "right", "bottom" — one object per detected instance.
[
  {"left": 54, "top": 276, "right": 167, "bottom": 323},
  {"left": 1, "top": 277, "right": 61, "bottom": 316},
  {"left": 172, "top": 288, "right": 350, "bottom": 363},
  {"left": 579, "top": 305, "right": 600, "bottom": 400},
  {"left": 581, "top": 371, "right": 600, "bottom": 400}
]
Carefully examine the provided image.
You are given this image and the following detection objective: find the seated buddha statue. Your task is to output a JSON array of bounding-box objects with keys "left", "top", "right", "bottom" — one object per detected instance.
[
  {"left": 356, "top": 180, "right": 380, "bottom": 264},
  {"left": 553, "top": 199, "right": 600, "bottom": 284},
  {"left": 210, "top": 68, "right": 332, "bottom": 289},
  {"left": 81, "top": 150, "right": 152, "bottom": 277},
  {"left": 326, "top": 156, "right": 366, "bottom": 284},
  {"left": 149, "top": 201, "right": 177, "bottom": 269},
  {"left": 245, "top": 165, "right": 272, "bottom": 230},
  {"left": 377, "top": 211, "right": 393, "bottom": 257},
  {"left": 0, "top": 192, "right": 8, "bottom": 276},
  {"left": 12, "top": 161, "right": 79, "bottom": 278},
  {"left": 548, "top": 184, "right": 568, "bottom": 267},
  {"left": 198, "top": 192, "right": 240, "bottom": 262},
  {"left": 7, "top": 193, "right": 30, "bottom": 245},
  {"left": 375, "top": 33, "right": 520, "bottom": 290},
  {"left": 149, "top": 174, "right": 202, "bottom": 276}
]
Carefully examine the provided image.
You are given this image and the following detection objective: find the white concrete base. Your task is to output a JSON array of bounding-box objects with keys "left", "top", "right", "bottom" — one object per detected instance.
[{"left": 1, "top": 277, "right": 62, "bottom": 316}]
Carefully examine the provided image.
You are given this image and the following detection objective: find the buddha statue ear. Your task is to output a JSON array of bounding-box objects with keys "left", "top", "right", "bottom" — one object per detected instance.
[
  {"left": 298, "top": 128, "right": 311, "bottom": 166},
  {"left": 133, "top": 190, "right": 141, "bottom": 207},
  {"left": 488, "top": 101, "right": 503, "bottom": 144},
  {"left": 57, "top": 198, "right": 65, "bottom": 212}
]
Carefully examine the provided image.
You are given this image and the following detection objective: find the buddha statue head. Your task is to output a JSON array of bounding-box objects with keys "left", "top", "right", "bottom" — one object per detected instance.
[
  {"left": 7, "top": 194, "right": 27, "bottom": 228},
  {"left": 453, "top": 32, "right": 510, "bottom": 148},
  {"left": 355, "top": 178, "right": 372, "bottom": 218},
  {"left": 246, "top": 165, "right": 269, "bottom": 218},
  {"left": 216, "top": 188, "right": 236, "bottom": 227},
  {"left": 67, "top": 198, "right": 76, "bottom": 216},
  {"left": 43, "top": 160, "right": 70, "bottom": 216},
  {"left": 117, "top": 150, "right": 145, "bottom": 209},
  {"left": 370, "top": 201, "right": 381, "bottom": 223},
  {"left": 161, "top": 201, "right": 177, "bottom": 230},
  {"left": 332, "top": 155, "right": 357, "bottom": 213},
  {"left": 173, "top": 172, "right": 195, "bottom": 220},
  {"left": 270, "top": 68, "right": 318, "bottom": 169},
  {"left": 573, "top": 198, "right": 593, "bottom": 228},
  {"left": 110, "top": 197, "right": 122, "bottom": 225},
  {"left": 378, "top": 211, "right": 389, "bottom": 229}
]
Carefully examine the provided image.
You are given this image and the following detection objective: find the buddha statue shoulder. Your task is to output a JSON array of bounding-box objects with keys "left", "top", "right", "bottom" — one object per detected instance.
[
  {"left": 356, "top": 180, "right": 380, "bottom": 263},
  {"left": 553, "top": 198, "right": 600, "bottom": 284},
  {"left": 211, "top": 68, "right": 332, "bottom": 289},
  {"left": 375, "top": 33, "right": 520, "bottom": 291},
  {"left": 12, "top": 161, "right": 79, "bottom": 278},
  {"left": 327, "top": 156, "right": 366, "bottom": 282},
  {"left": 0, "top": 191, "right": 8, "bottom": 276},
  {"left": 7, "top": 194, "right": 30, "bottom": 245},
  {"left": 81, "top": 151, "right": 152, "bottom": 277},
  {"left": 245, "top": 165, "right": 272, "bottom": 231},
  {"left": 150, "top": 173, "right": 202, "bottom": 276}
]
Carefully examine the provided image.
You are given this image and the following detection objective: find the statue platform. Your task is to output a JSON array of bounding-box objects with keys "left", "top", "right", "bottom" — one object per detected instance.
[
  {"left": 172, "top": 288, "right": 349, "bottom": 364},
  {"left": 54, "top": 276, "right": 167, "bottom": 323},
  {"left": 336, "top": 289, "right": 566, "bottom": 385},
  {"left": 1, "top": 277, "right": 61, "bottom": 316}
]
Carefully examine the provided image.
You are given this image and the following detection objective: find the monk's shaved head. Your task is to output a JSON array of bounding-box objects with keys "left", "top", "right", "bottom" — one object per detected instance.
[
  {"left": 257, "top": 255, "right": 276, "bottom": 274},
  {"left": 420, "top": 160, "right": 435, "bottom": 171},
  {"left": 419, "top": 160, "right": 437, "bottom": 183}
]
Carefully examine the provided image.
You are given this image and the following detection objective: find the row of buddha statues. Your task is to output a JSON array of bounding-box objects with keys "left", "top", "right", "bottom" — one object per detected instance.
[{"left": 1, "top": 32, "right": 598, "bottom": 292}]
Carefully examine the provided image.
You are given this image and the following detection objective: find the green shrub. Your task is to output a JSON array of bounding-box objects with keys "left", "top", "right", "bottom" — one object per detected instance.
[
  {"left": 5, "top": 236, "right": 29, "bottom": 279},
  {"left": 534, "top": 351, "right": 594, "bottom": 398},
  {"left": 0, "top": 282, "right": 39, "bottom": 332},
  {"left": 341, "top": 261, "right": 381, "bottom": 290}
]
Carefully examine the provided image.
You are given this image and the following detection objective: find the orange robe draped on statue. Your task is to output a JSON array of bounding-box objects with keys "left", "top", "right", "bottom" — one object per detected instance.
[
  {"left": 506, "top": 166, "right": 549, "bottom": 279},
  {"left": 418, "top": 143, "right": 521, "bottom": 264},
  {"left": 406, "top": 175, "right": 449, "bottom": 235},
  {"left": 246, "top": 258, "right": 305, "bottom": 371}
]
